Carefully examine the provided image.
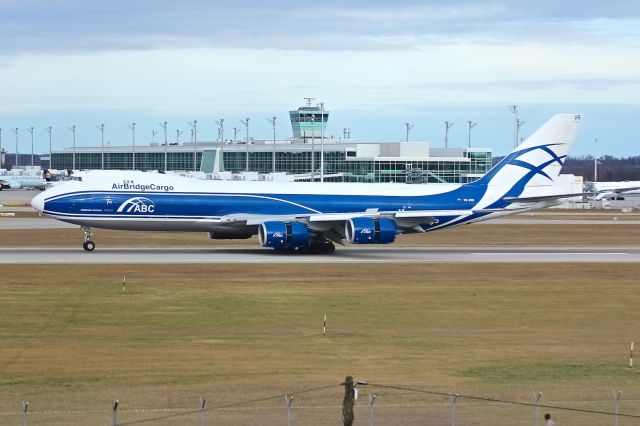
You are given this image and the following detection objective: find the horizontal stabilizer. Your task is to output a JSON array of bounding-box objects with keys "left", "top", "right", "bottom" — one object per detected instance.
[{"left": 504, "top": 192, "right": 591, "bottom": 203}]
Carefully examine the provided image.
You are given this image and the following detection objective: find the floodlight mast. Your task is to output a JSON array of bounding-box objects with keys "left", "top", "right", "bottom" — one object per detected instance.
[
  {"left": 508, "top": 105, "right": 524, "bottom": 148},
  {"left": 188, "top": 120, "right": 198, "bottom": 171},
  {"left": 241, "top": 118, "right": 250, "bottom": 171},
  {"left": 405, "top": 122, "right": 414, "bottom": 142},
  {"left": 96, "top": 124, "right": 105, "bottom": 169},
  {"left": 12, "top": 128, "right": 18, "bottom": 168},
  {"left": 320, "top": 102, "right": 325, "bottom": 182},
  {"left": 159, "top": 121, "right": 168, "bottom": 171},
  {"left": 594, "top": 138, "right": 599, "bottom": 182},
  {"left": 215, "top": 118, "right": 225, "bottom": 158},
  {"left": 27, "top": 126, "right": 34, "bottom": 166},
  {"left": 310, "top": 115, "right": 315, "bottom": 180},
  {"left": 176, "top": 129, "right": 184, "bottom": 144},
  {"left": 44, "top": 126, "right": 52, "bottom": 169},
  {"left": 467, "top": 121, "right": 477, "bottom": 148},
  {"left": 127, "top": 122, "right": 136, "bottom": 170},
  {"left": 266, "top": 116, "right": 276, "bottom": 173},
  {"left": 444, "top": 121, "right": 454, "bottom": 149},
  {"left": 67, "top": 125, "right": 76, "bottom": 169},
  {"left": 0, "top": 127, "right": 3, "bottom": 169}
]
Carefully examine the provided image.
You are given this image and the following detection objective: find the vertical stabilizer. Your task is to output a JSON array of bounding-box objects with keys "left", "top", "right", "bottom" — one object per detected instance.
[{"left": 476, "top": 114, "right": 581, "bottom": 190}]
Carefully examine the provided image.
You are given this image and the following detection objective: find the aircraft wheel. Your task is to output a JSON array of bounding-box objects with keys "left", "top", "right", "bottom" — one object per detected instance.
[
  {"left": 83, "top": 241, "right": 96, "bottom": 252},
  {"left": 323, "top": 241, "right": 336, "bottom": 254}
]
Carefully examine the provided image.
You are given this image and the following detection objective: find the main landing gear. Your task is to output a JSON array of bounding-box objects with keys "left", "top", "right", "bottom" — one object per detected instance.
[
  {"left": 309, "top": 239, "right": 336, "bottom": 254},
  {"left": 82, "top": 226, "right": 95, "bottom": 252}
]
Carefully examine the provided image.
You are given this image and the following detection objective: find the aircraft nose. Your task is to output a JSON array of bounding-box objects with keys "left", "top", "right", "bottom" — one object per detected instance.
[{"left": 31, "top": 192, "right": 45, "bottom": 213}]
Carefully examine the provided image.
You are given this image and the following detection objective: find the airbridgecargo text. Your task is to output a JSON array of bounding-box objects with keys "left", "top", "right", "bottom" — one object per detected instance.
[{"left": 111, "top": 183, "right": 174, "bottom": 191}]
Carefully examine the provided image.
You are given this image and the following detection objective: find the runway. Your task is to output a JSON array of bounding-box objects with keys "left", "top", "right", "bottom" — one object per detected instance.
[
  {"left": 2, "top": 246, "right": 639, "bottom": 264},
  {"left": 2, "top": 217, "right": 640, "bottom": 230}
]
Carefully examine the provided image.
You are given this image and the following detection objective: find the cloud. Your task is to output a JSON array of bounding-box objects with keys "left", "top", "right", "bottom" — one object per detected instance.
[{"left": 1, "top": 0, "right": 639, "bottom": 54}]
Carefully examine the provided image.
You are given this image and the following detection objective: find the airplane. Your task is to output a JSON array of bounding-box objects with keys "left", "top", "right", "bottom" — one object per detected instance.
[
  {"left": 590, "top": 181, "right": 640, "bottom": 200},
  {"left": 31, "top": 114, "right": 584, "bottom": 254},
  {"left": 0, "top": 172, "right": 49, "bottom": 190}
]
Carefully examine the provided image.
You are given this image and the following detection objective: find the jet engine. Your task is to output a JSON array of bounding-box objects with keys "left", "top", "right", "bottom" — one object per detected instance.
[
  {"left": 345, "top": 217, "right": 397, "bottom": 244},
  {"left": 258, "top": 221, "right": 310, "bottom": 249}
]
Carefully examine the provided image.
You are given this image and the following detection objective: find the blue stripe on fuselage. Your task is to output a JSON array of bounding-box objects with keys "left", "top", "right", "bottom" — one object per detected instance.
[{"left": 43, "top": 185, "right": 485, "bottom": 219}]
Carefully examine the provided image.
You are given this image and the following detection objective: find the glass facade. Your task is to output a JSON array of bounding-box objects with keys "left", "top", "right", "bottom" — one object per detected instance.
[
  {"left": 52, "top": 151, "right": 203, "bottom": 172},
  {"left": 50, "top": 143, "right": 492, "bottom": 184}
]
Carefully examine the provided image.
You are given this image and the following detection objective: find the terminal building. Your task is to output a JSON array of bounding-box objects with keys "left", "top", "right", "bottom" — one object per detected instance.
[{"left": 45, "top": 102, "right": 492, "bottom": 184}]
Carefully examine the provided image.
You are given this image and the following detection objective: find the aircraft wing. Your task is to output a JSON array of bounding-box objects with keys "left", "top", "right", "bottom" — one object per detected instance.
[
  {"left": 609, "top": 186, "right": 640, "bottom": 193},
  {"left": 506, "top": 186, "right": 640, "bottom": 204},
  {"left": 503, "top": 192, "right": 592, "bottom": 203},
  {"left": 219, "top": 209, "right": 475, "bottom": 243}
]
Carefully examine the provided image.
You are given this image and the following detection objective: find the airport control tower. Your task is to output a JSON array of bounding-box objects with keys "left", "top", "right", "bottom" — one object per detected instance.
[{"left": 289, "top": 98, "right": 329, "bottom": 140}]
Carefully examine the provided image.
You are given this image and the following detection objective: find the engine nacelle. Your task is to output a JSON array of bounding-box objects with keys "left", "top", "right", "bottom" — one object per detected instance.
[
  {"left": 345, "top": 217, "right": 397, "bottom": 244},
  {"left": 258, "top": 221, "right": 309, "bottom": 248}
]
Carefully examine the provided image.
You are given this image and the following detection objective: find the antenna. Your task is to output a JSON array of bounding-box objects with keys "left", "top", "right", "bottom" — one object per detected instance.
[{"left": 304, "top": 97, "right": 316, "bottom": 107}]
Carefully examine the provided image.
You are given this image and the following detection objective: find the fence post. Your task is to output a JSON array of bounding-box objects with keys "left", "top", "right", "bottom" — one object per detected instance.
[
  {"left": 284, "top": 393, "right": 293, "bottom": 426},
  {"left": 200, "top": 396, "right": 206, "bottom": 426},
  {"left": 22, "top": 401, "right": 29, "bottom": 426},
  {"left": 111, "top": 400, "right": 119, "bottom": 426},
  {"left": 612, "top": 390, "right": 622, "bottom": 426},
  {"left": 449, "top": 393, "right": 458, "bottom": 426},
  {"left": 532, "top": 391, "right": 542, "bottom": 426},
  {"left": 368, "top": 394, "right": 376, "bottom": 426}
]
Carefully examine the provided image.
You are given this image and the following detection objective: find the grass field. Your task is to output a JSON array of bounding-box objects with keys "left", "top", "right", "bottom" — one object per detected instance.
[{"left": 1, "top": 263, "right": 640, "bottom": 425}]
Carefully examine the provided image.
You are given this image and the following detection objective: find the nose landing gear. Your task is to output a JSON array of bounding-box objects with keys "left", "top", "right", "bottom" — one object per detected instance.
[{"left": 82, "top": 226, "right": 95, "bottom": 251}]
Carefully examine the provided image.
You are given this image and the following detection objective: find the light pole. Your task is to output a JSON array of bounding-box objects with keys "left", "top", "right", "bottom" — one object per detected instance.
[
  {"left": 176, "top": 129, "right": 184, "bottom": 144},
  {"left": 240, "top": 118, "right": 250, "bottom": 171},
  {"left": 320, "top": 102, "right": 325, "bottom": 182},
  {"left": 67, "top": 125, "right": 76, "bottom": 169},
  {"left": 594, "top": 138, "right": 599, "bottom": 182},
  {"left": 0, "top": 127, "right": 3, "bottom": 169},
  {"left": 97, "top": 124, "right": 105, "bottom": 169},
  {"left": 159, "top": 121, "right": 168, "bottom": 171},
  {"left": 508, "top": 105, "right": 524, "bottom": 148},
  {"left": 266, "top": 116, "right": 276, "bottom": 173},
  {"left": 405, "top": 122, "right": 414, "bottom": 142},
  {"left": 44, "top": 126, "right": 52, "bottom": 169},
  {"left": 444, "top": 121, "right": 454, "bottom": 149},
  {"left": 188, "top": 120, "right": 198, "bottom": 172},
  {"left": 233, "top": 127, "right": 240, "bottom": 142},
  {"left": 310, "top": 115, "right": 315, "bottom": 179},
  {"left": 216, "top": 118, "right": 225, "bottom": 172},
  {"left": 27, "top": 126, "right": 34, "bottom": 166},
  {"left": 467, "top": 121, "right": 477, "bottom": 148},
  {"left": 127, "top": 122, "right": 136, "bottom": 170},
  {"left": 12, "top": 128, "right": 18, "bottom": 168}
]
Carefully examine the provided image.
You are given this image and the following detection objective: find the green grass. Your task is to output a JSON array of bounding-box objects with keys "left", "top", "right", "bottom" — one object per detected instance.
[{"left": 1, "top": 263, "right": 640, "bottom": 425}]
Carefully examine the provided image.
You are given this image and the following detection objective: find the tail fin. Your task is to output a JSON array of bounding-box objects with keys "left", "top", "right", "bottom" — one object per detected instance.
[{"left": 476, "top": 114, "right": 581, "bottom": 191}]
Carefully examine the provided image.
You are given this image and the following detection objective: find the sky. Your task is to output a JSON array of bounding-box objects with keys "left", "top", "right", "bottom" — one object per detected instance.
[{"left": 0, "top": 0, "right": 639, "bottom": 158}]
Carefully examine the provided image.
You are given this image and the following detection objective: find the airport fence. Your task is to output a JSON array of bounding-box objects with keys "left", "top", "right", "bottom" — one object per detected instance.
[{"left": 3, "top": 381, "right": 640, "bottom": 425}]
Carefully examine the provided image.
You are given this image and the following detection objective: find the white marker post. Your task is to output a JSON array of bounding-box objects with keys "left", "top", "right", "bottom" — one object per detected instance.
[
  {"left": 630, "top": 342, "right": 634, "bottom": 368},
  {"left": 123, "top": 275, "right": 126, "bottom": 294},
  {"left": 323, "top": 314, "right": 327, "bottom": 336}
]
